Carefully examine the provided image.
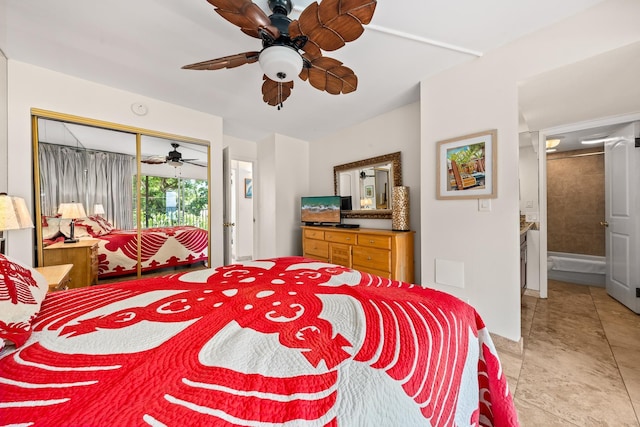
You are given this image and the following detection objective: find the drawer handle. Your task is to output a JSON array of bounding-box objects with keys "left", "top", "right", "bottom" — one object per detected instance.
[
  {"left": 367, "top": 256, "right": 372, "bottom": 261},
  {"left": 369, "top": 240, "right": 375, "bottom": 244},
  {"left": 346, "top": 237, "right": 351, "bottom": 241}
]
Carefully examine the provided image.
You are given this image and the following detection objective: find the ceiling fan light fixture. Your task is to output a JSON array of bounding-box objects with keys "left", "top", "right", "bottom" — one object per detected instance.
[
  {"left": 545, "top": 138, "right": 562, "bottom": 149},
  {"left": 259, "top": 45, "right": 302, "bottom": 83},
  {"left": 167, "top": 159, "right": 183, "bottom": 168}
]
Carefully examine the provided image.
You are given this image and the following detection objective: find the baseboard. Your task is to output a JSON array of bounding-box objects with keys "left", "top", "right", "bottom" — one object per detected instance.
[{"left": 490, "top": 333, "right": 524, "bottom": 356}]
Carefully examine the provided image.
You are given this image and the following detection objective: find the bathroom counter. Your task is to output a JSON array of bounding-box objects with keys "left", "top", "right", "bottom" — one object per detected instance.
[{"left": 520, "top": 221, "right": 537, "bottom": 235}]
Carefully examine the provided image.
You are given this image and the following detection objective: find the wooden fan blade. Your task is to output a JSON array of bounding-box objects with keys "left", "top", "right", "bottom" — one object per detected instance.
[
  {"left": 141, "top": 156, "right": 166, "bottom": 165},
  {"left": 289, "top": 0, "right": 376, "bottom": 52},
  {"left": 206, "top": 0, "right": 280, "bottom": 40},
  {"left": 300, "top": 55, "right": 357, "bottom": 95},
  {"left": 262, "top": 75, "right": 294, "bottom": 107},
  {"left": 182, "top": 52, "right": 260, "bottom": 70}
]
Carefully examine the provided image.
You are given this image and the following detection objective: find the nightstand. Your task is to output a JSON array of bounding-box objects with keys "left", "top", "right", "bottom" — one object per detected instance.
[
  {"left": 35, "top": 264, "right": 73, "bottom": 292},
  {"left": 43, "top": 239, "right": 99, "bottom": 288}
]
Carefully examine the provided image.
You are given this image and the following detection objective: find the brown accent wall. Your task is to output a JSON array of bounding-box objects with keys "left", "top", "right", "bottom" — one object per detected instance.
[{"left": 546, "top": 147, "right": 605, "bottom": 256}]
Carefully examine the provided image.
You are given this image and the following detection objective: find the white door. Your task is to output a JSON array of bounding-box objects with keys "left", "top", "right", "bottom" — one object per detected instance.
[
  {"left": 222, "top": 147, "right": 234, "bottom": 265},
  {"left": 235, "top": 160, "right": 254, "bottom": 262},
  {"left": 605, "top": 122, "right": 639, "bottom": 313}
]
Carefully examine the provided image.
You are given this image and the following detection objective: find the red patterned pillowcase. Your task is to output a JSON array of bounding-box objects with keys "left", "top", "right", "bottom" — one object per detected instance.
[
  {"left": 0, "top": 254, "right": 48, "bottom": 349},
  {"left": 73, "top": 217, "right": 110, "bottom": 237},
  {"left": 90, "top": 215, "right": 114, "bottom": 233}
]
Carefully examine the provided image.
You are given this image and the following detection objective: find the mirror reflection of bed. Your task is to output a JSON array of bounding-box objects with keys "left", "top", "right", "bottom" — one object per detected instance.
[{"left": 33, "top": 112, "right": 211, "bottom": 285}]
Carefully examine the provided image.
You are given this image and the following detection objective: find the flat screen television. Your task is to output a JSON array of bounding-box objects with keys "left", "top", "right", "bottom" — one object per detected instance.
[{"left": 301, "top": 195, "right": 341, "bottom": 225}]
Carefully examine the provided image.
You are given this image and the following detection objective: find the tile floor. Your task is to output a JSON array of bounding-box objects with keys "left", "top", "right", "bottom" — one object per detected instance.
[{"left": 497, "top": 280, "right": 640, "bottom": 426}]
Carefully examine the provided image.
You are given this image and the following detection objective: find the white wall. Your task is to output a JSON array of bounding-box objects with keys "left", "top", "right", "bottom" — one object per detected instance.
[
  {"left": 256, "top": 133, "right": 309, "bottom": 258},
  {"left": 225, "top": 135, "right": 257, "bottom": 160},
  {"left": 0, "top": 1, "right": 6, "bottom": 193},
  {"left": 0, "top": 50, "right": 6, "bottom": 192},
  {"left": 519, "top": 142, "right": 539, "bottom": 217},
  {"left": 6, "top": 61, "right": 225, "bottom": 267},
  {"left": 309, "top": 102, "right": 422, "bottom": 282},
  {"left": 420, "top": 0, "right": 640, "bottom": 341}
]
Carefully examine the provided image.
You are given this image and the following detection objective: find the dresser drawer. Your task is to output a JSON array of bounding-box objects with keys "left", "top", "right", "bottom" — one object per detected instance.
[
  {"left": 325, "top": 231, "right": 356, "bottom": 245},
  {"left": 355, "top": 265, "right": 392, "bottom": 279},
  {"left": 353, "top": 246, "right": 391, "bottom": 272},
  {"left": 330, "top": 243, "right": 352, "bottom": 267},
  {"left": 304, "top": 238, "right": 329, "bottom": 258},
  {"left": 357, "top": 234, "right": 392, "bottom": 250},
  {"left": 304, "top": 229, "right": 325, "bottom": 240},
  {"left": 301, "top": 226, "right": 414, "bottom": 283}
]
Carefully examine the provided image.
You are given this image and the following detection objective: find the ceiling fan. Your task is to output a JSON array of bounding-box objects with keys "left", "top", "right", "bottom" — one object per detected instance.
[
  {"left": 182, "top": 0, "right": 377, "bottom": 109},
  {"left": 141, "top": 143, "right": 204, "bottom": 167}
]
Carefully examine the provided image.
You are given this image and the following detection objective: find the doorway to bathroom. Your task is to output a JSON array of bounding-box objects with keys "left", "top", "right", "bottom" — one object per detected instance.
[{"left": 538, "top": 119, "right": 639, "bottom": 313}]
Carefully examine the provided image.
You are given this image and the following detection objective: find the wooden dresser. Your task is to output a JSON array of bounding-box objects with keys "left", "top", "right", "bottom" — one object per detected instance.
[
  {"left": 43, "top": 239, "right": 99, "bottom": 289},
  {"left": 302, "top": 226, "right": 415, "bottom": 283}
]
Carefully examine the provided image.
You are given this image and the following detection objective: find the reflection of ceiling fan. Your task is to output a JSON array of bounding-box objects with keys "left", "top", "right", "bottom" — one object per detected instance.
[
  {"left": 181, "top": 0, "right": 377, "bottom": 109},
  {"left": 141, "top": 143, "right": 204, "bottom": 167},
  {"left": 359, "top": 170, "right": 374, "bottom": 179}
]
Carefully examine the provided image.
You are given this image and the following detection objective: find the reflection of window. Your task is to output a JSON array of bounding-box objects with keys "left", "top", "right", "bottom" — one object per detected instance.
[{"left": 135, "top": 175, "right": 208, "bottom": 229}]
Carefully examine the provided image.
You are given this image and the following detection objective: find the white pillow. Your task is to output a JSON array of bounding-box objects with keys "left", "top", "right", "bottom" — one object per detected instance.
[
  {"left": 59, "top": 218, "right": 93, "bottom": 238},
  {"left": 42, "top": 216, "right": 61, "bottom": 240},
  {"left": 0, "top": 254, "right": 48, "bottom": 349}
]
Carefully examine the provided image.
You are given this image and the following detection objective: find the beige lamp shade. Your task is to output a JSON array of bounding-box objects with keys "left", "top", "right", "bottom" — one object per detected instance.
[
  {"left": 0, "top": 194, "right": 34, "bottom": 231},
  {"left": 93, "top": 204, "right": 105, "bottom": 215},
  {"left": 58, "top": 202, "right": 87, "bottom": 219}
]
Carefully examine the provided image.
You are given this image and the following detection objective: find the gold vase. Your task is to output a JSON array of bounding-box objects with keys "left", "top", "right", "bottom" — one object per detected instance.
[{"left": 392, "top": 186, "right": 410, "bottom": 231}]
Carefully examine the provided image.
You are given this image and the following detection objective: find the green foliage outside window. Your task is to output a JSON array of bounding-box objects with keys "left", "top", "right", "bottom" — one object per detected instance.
[{"left": 133, "top": 175, "right": 209, "bottom": 230}]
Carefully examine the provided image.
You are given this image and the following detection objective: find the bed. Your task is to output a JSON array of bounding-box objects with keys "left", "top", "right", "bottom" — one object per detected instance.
[
  {"left": 42, "top": 215, "right": 208, "bottom": 278},
  {"left": 0, "top": 254, "right": 519, "bottom": 426}
]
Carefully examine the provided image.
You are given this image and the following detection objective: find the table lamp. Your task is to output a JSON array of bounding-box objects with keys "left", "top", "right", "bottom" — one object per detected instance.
[
  {"left": 0, "top": 193, "right": 35, "bottom": 255},
  {"left": 58, "top": 202, "right": 87, "bottom": 244},
  {"left": 93, "top": 204, "right": 105, "bottom": 217}
]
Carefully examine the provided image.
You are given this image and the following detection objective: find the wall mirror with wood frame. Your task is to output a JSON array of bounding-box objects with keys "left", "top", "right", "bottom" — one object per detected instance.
[
  {"left": 32, "top": 109, "right": 211, "bottom": 283},
  {"left": 333, "top": 152, "right": 402, "bottom": 219}
]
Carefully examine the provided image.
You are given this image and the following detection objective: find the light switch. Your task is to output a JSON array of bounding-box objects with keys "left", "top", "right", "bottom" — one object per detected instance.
[{"left": 478, "top": 199, "right": 491, "bottom": 212}]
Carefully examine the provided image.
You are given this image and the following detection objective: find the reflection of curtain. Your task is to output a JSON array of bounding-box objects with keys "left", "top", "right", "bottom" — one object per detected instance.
[{"left": 39, "top": 143, "right": 134, "bottom": 229}]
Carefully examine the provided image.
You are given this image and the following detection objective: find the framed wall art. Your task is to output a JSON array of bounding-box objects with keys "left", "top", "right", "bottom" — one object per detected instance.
[
  {"left": 436, "top": 129, "right": 497, "bottom": 200},
  {"left": 364, "top": 185, "right": 374, "bottom": 198},
  {"left": 244, "top": 178, "right": 253, "bottom": 199}
]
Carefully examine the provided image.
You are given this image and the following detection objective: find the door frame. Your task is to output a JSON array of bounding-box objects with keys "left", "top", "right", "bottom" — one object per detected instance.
[{"left": 536, "top": 112, "right": 640, "bottom": 299}]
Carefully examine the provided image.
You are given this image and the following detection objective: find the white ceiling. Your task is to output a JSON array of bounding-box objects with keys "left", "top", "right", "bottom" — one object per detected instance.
[
  {"left": 1, "top": 0, "right": 609, "bottom": 142},
  {"left": 519, "top": 40, "right": 640, "bottom": 152},
  {"left": 36, "top": 118, "right": 210, "bottom": 178}
]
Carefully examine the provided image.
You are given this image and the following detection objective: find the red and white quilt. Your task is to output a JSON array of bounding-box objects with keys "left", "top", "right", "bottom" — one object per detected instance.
[
  {"left": 0, "top": 257, "right": 519, "bottom": 426},
  {"left": 91, "top": 225, "right": 208, "bottom": 278}
]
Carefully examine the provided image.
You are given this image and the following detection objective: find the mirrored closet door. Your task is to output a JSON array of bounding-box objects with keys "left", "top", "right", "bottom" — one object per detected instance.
[{"left": 32, "top": 109, "right": 211, "bottom": 283}]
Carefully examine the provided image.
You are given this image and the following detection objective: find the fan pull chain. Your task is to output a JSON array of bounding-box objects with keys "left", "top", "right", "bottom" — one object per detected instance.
[{"left": 277, "top": 82, "right": 283, "bottom": 110}]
